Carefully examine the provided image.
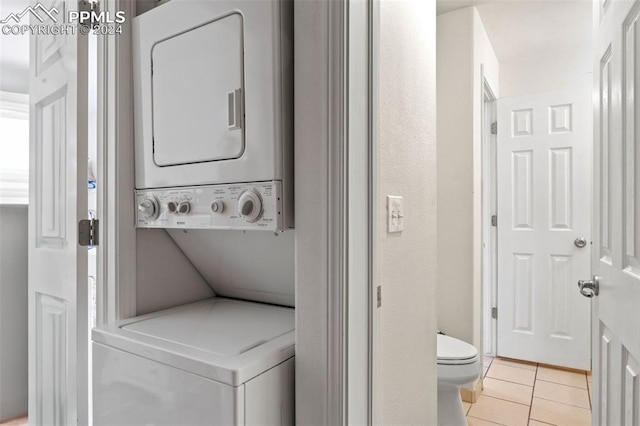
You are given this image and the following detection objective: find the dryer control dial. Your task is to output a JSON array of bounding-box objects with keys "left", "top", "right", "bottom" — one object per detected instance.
[
  {"left": 211, "top": 200, "right": 225, "bottom": 213},
  {"left": 178, "top": 201, "right": 191, "bottom": 214},
  {"left": 138, "top": 197, "right": 160, "bottom": 220},
  {"left": 238, "top": 190, "right": 263, "bottom": 223}
]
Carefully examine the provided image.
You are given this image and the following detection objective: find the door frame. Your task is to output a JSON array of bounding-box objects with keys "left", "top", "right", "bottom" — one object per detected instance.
[
  {"left": 295, "top": 0, "right": 378, "bottom": 423},
  {"left": 101, "top": 0, "right": 379, "bottom": 424},
  {"left": 481, "top": 69, "right": 498, "bottom": 357},
  {"left": 97, "top": 0, "right": 137, "bottom": 326}
]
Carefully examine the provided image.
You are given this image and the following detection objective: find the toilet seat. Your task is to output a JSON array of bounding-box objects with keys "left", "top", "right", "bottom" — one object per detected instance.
[{"left": 437, "top": 334, "right": 478, "bottom": 365}]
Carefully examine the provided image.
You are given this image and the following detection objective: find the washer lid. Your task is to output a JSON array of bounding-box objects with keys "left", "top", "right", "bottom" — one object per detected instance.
[
  {"left": 437, "top": 334, "right": 478, "bottom": 363},
  {"left": 92, "top": 298, "right": 294, "bottom": 386}
]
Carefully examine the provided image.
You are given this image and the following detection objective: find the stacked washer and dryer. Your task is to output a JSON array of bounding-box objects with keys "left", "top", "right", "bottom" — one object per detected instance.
[{"left": 92, "top": 0, "right": 294, "bottom": 424}]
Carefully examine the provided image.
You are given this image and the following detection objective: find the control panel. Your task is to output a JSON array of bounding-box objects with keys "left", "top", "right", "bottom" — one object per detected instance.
[{"left": 136, "top": 181, "right": 285, "bottom": 231}]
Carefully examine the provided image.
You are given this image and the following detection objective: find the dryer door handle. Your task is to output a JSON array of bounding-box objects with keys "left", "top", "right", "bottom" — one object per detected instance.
[{"left": 227, "top": 88, "right": 243, "bottom": 130}]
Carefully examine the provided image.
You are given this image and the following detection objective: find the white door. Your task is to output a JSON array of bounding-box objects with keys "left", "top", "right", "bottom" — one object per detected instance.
[
  {"left": 28, "top": 1, "right": 89, "bottom": 424},
  {"left": 497, "top": 89, "right": 592, "bottom": 370},
  {"left": 591, "top": 0, "right": 640, "bottom": 423}
]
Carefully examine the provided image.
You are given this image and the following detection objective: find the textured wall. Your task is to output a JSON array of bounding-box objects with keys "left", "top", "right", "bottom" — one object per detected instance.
[
  {"left": 499, "top": 47, "right": 592, "bottom": 98},
  {"left": 436, "top": 7, "right": 499, "bottom": 351},
  {"left": 378, "top": 0, "right": 438, "bottom": 423}
]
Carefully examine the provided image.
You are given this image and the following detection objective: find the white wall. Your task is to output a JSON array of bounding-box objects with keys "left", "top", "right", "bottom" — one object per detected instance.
[
  {"left": 377, "top": 0, "right": 438, "bottom": 423},
  {"left": 135, "top": 229, "right": 214, "bottom": 315},
  {"left": 499, "top": 47, "right": 591, "bottom": 98},
  {"left": 436, "top": 7, "right": 498, "bottom": 351},
  {"left": 0, "top": 206, "right": 28, "bottom": 421}
]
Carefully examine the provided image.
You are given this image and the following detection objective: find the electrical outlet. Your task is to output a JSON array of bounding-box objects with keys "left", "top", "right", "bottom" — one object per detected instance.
[{"left": 387, "top": 195, "right": 404, "bottom": 233}]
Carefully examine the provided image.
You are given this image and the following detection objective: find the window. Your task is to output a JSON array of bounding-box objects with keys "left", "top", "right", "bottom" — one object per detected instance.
[{"left": 0, "top": 91, "right": 29, "bottom": 205}]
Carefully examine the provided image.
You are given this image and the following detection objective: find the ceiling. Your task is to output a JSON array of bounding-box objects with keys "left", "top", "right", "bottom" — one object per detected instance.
[
  {"left": 0, "top": 0, "right": 31, "bottom": 93},
  {"left": 436, "top": 0, "right": 592, "bottom": 63}
]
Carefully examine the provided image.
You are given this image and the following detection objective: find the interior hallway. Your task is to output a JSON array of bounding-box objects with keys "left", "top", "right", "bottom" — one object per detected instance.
[{"left": 465, "top": 357, "right": 592, "bottom": 426}]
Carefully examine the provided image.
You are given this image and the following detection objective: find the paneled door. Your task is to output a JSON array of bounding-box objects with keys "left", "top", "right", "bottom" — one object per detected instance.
[
  {"left": 497, "top": 89, "right": 592, "bottom": 370},
  {"left": 591, "top": 0, "right": 640, "bottom": 423},
  {"left": 28, "top": 1, "right": 89, "bottom": 424}
]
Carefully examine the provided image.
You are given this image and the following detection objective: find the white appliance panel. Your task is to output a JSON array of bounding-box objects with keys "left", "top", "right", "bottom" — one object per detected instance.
[
  {"left": 134, "top": 0, "right": 293, "bottom": 191},
  {"left": 136, "top": 181, "right": 285, "bottom": 231},
  {"left": 152, "top": 13, "right": 245, "bottom": 166},
  {"left": 93, "top": 342, "right": 244, "bottom": 426}
]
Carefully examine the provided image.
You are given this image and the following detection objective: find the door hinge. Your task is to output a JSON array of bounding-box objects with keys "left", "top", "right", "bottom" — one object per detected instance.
[
  {"left": 79, "top": 219, "right": 99, "bottom": 247},
  {"left": 491, "top": 122, "right": 498, "bottom": 135},
  {"left": 377, "top": 286, "right": 382, "bottom": 308},
  {"left": 491, "top": 214, "right": 498, "bottom": 227},
  {"left": 491, "top": 307, "right": 498, "bottom": 319},
  {"left": 78, "top": 0, "right": 100, "bottom": 29}
]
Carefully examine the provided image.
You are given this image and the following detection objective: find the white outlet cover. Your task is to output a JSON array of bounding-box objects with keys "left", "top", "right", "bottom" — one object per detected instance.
[{"left": 387, "top": 195, "right": 403, "bottom": 233}]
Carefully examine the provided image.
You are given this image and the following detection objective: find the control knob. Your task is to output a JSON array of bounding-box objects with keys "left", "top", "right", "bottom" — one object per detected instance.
[
  {"left": 138, "top": 197, "right": 160, "bottom": 220},
  {"left": 211, "top": 200, "right": 225, "bottom": 213},
  {"left": 178, "top": 201, "right": 191, "bottom": 214},
  {"left": 238, "top": 190, "right": 263, "bottom": 223}
]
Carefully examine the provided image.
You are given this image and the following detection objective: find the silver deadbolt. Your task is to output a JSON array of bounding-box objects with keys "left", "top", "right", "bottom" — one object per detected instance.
[
  {"left": 577, "top": 276, "right": 600, "bottom": 298},
  {"left": 574, "top": 237, "right": 588, "bottom": 248}
]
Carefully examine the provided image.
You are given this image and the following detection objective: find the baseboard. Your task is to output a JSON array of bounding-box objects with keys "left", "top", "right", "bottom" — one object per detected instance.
[{"left": 460, "top": 377, "right": 483, "bottom": 403}]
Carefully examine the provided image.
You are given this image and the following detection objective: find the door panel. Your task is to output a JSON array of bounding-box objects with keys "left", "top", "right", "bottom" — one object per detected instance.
[
  {"left": 28, "top": 1, "right": 89, "bottom": 424},
  {"left": 593, "top": 0, "right": 640, "bottom": 424},
  {"left": 497, "top": 89, "right": 592, "bottom": 370}
]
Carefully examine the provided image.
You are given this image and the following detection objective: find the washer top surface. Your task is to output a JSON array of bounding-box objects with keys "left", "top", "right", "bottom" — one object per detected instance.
[
  {"left": 92, "top": 297, "right": 295, "bottom": 386},
  {"left": 437, "top": 334, "right": 478, "bottom": 365},
  {"left": 123, "top": 298, "right": 293, "bottom": 357}
]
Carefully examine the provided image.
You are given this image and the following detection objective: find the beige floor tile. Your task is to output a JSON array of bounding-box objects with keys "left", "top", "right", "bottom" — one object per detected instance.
[
  {"left": 493, "top": 357, "right": 538, "bottom": 371},
  {"left": 486, "top": 363, "right": 536, "bottom": 386},
  {"left": 467, "top": 395, "right": 529, "bottom": 426},
  {"left": 463, "top": 401, "right": 472, "bottom": 415},
  {"left": 483, "top": 366, "right": 489, "bottom": 377},
  {"left": 530, "top": 397, "right": 591, "bottom": 426},
  {"left": 482, "top": 377, "right": 533, "bottom": 406},
  {"left": 534, "top": 380, "right": 590, "bottom": 409},
  {"left": 537, "top": 366, "right": 587, "bottom": 389},
  {"left": 528, "top": 421, "right": 555, "bottom": 426},
  {"left": 467, "top": 417, "right": 503, "bottom": 426}
]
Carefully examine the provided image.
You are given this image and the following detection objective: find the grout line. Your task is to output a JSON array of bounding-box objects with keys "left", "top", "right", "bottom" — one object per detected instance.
[
  {"left": 527, "top": 363, "right": 538, "bottom": 426},
  {"left": 467, "top": 415, "right": 508, "bottom": 426},
  {"left": 475, "top": 393, "right": 531, "bottom": 408},
  {"left": 532, "top": 395, "right": 592, "bottom": 411},
  {"left": 586, "top": 371, "right": 593, "bottom": 411},
  {"left": 535, "top": 378, "right": 589, "bottom": 390},
  {"left": 485, "top": 373, "right": 535, "bottom": 388},
  {"left": 493, "top": 358, "right": 539, "bottom": 370}
]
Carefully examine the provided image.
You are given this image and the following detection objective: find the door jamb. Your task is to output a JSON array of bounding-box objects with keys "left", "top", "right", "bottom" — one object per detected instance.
[
  {"left": 481, "top": 69, "right": 498, "bottom": 357},
  {"left": 97, "top": 0, "right": 137, "bottom": 325}
]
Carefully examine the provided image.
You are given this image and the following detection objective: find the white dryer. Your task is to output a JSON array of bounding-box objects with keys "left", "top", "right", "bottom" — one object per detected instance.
[
  {"left": 92, "top": 298, "right": 294, "bottom": 425},
  {"left": 133, "top": 0, "right": 293, "bottom": 232}
]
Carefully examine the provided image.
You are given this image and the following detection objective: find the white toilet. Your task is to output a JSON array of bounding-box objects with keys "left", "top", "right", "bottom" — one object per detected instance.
[{"left": 437, "top": 334, "right": 481, "bottom": 426}]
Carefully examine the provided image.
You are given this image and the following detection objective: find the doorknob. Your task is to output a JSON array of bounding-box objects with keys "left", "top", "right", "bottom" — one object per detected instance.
[
  {"left": 574, "top": 237, "right": 588, "bottom": 248},
  {"left": 577, "top": 276, "right": 600, "bottom": 298}
]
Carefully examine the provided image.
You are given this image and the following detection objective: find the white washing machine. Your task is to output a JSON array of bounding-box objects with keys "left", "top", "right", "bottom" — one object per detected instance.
[
  {"left": 92, "top": 298, "right": 294, "bottom": 425},
  {"left": 133, "top": 0, "right": 293, "bottom": 232}
]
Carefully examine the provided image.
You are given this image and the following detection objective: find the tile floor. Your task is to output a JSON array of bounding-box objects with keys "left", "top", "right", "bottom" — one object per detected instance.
[{"left": 464, "top": 356, "right": 592, "bottom": 426}]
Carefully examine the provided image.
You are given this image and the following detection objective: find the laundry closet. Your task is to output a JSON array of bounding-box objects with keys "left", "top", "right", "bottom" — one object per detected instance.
[{"left": 92, "top": 0, "right": 295, "bottom": 424}]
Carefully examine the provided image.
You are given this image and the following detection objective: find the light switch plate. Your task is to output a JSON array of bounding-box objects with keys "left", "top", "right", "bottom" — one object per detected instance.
[{"left": 387, "top": 195, "right": 404, "bottom": 233}]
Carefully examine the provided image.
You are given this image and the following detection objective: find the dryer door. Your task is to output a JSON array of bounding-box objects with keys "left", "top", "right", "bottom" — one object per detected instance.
[{"left": 151, "top": 13, "right": 244, "bottom": 167}]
